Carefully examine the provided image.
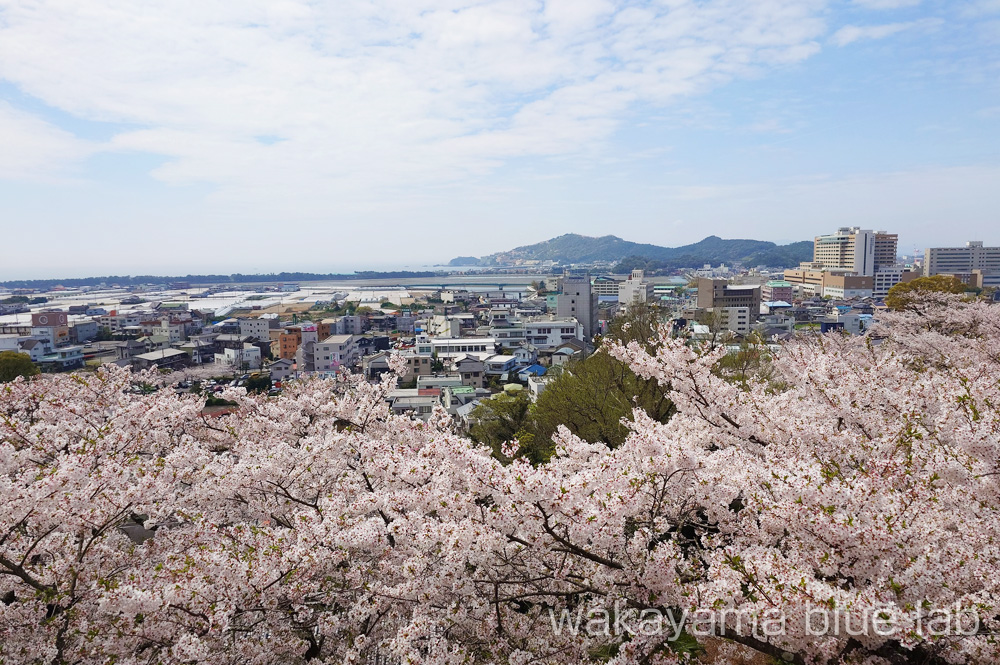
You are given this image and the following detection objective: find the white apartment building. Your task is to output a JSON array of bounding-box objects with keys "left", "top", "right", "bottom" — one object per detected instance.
[
  {"left": 618, "top": 270, "right": 655, "bottom": 306},
  {"left": 522, "top": 318, "right": 583, "bottom": 350},
  {"left": 427, "top": 315, "right": 462, "bottom": 338},
  {"left": 215, "top": 345, "right": 262, "bottom": 371},
  {"left": 430, "top": 337, "right": 496, "bottom": 359},
  {"left": 314, "top": 334, "right": 359, "bottom": 371},
  {"left": 238, "top": 318, "right": 270, "bottom": 340},
  {"left": 155, "top": 319, "right": 187, "bottom": 343},
  {"left": 708, "top": 307, "right": 753, "bottom": 336}
]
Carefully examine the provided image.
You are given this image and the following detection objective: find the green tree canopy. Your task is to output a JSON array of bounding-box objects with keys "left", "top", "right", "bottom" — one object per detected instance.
[
  {"left": 468, "top": 391, "right": 535, "bottom": 461},
  {"left": 0, "top": 351, "right": 40, "bottom": 383},
  {"left": 885, "top": 274, "right": 967, "bottom": 311}
]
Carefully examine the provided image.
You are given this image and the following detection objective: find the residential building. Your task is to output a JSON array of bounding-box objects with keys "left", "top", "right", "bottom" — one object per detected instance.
[
  {"left": 0, "top": 335, "right": 50, "bottom": 362},
  {"left": 215, "top": 344, "right": 262, "bottom": 371},
  {"left": 268, "top": 358, "right": 295, "bottom": 383},
  {"left": 618, "top": 270, "right": 654, "bottom": 306},
  {"left": 320, "top": 315, "right": 366, "bottom": 336},
  {"left": 483, "top": 354, "right": 518, "bottom": 376},
  {"left": 707, "top": 307, "right": 753, "bottom": 336},
  {"left": 522, "top": 317, "right": 583, "bottom": 351},
  {"left": 429, "top": 336, "right": 496, "bottom": 359},
  {"left": 362, "top": 351, "right": 393, "bottom": 381},
  {"left": 38, "top": 345, "right": 85, "bottom": 371},
  {"left": 155, "top": 319, "right": 188, "bottom": 343},
  {"left": 132, "top": 348, "right": 188, "bottom": 371},
  {"left": 556, "top": 274, "right": 596, "bottom": 343},
  {"left": 417, "top": 374, "right": 464, "bottom": 390},
  {"left": 387, "top": 389, "right": 440, "bottom": 420},
  {"left": 68, "top": 320, "right": 98, "bottom": 344},
  {"left": 452, "top": 355, "right": 486, "bottom": 389},
  {"left": 314, "top": 334, "right": 359, "bottom": 371},
  {"left": 238, "top": 318, "right": 270, "bottom": 340}
]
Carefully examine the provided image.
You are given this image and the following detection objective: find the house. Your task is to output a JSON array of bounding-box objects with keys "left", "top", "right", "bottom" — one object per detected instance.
[
  {"left": 484, "top": 354, "right": 518, "bottom": 376},
  {"left": 416, "top": 374, "right": 464, "bottom": 390},
  {"left": 362, "top": 351, "right": 393, "bottom": 381},
  {"left": 429, "top": 336, "right": 496, "bottom": 359},
  {"left": 215, "top": 344, "right": 262, "bottom": 371},
  {"left": 132, "top": 348, "right": 188, "bottom": 371},
  {"left": 527, "top": 374, "right": 553, "bottom": 402},
  {"left": 114, "top": 339, "right": 148, "bottom": 360},
  {"left": 401, "top": 351, "right": 433, "bottom": 380},
  {"left": 550, "top": 346, "right": 581, "bottom": 367},
  {"left": 177, "top": 338, "right": 217, "bottom": 364},
  {"left": 268, "top": 358, "right": 295, "bottom": 383},
  {"left": 451, "top": 354, "right": 486, "bottom": 389},
  {"left": 441, "top": 385, "right": 488, "bottom": 415},
  {"left": 38, "top": 345, "right": 85, "bottom": 372},
  {"left": 516, "top": 364, "right": 547, "bottom": 382},
  {"left": 512, "top": 344, "right": 538, "bottom": 365},
  {"left": 386, "top": 388, "right": 441, "bottom": 421}
]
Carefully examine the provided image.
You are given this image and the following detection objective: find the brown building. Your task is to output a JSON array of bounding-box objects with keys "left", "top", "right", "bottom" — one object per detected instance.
[
  {"left": 696, "top": 279, "right": 761, "bottom": 311},
  {"left": 277, "top": 328, "right": 303, "bottom": 360},
  {"left": 783, "top": 269, "right": 874, "bottom": 298}
]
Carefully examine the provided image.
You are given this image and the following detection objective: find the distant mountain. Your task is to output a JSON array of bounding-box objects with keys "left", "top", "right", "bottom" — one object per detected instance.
[{"left": 450, "top": 234, "right": 812, "bottom": 270}]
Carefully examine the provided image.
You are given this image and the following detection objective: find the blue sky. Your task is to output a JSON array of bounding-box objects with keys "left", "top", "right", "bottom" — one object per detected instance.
[{"left": 1, "top": 0, "right": 998, "bottom": 279}]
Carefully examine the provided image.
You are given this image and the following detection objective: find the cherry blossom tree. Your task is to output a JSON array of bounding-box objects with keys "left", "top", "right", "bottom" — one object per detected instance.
[{"left": 2, "top": 296, "right": 999, "bottom": 665}]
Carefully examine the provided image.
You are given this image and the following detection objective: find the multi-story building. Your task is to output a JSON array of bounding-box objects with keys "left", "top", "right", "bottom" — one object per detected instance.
[
  {"left": 238, "top": 318, "right": 270, "bottom": 341},
  {"left": 429, "top": 337, "right": 496, "bottom": 359},
  {"left": 556, "top": 274, "right": 596, "bottom": 344},
  {"left": 821, "top": 274, "right": 874, "bottom": 300},
  {"left": 313, "top": 334, "right": 359, "bottom": 372},
  {"left": 522, "top": 318, "right": 583, "bottom": 350},
  {"left": 761, "top": 280, "right": 794, "bottom": 303},
  {"left": 696, "top": 279, "right": 762, "bottom": 312},
  {"left": 275, "top": 324, "right": 318, "bottom": 360},
  {"left": 319, "top": 316, "right": 366, "bottom": 336},
  {"left": 215, "top": 344, "right": 262, "bottom": 371},
  {"left": 812, "top": 228, "right": 896, "bottom": 276},
  {"left": 872, "top": 266, "right": 919, "bottom": 298},
  {"left": 155, "top": 319, "right": 188, "bottom": 343},
  {"left": 591, "top": 275, "right": 622, "bottom": 298},
  {"left": 710, "top": 307, "right": 753, "bottom": 336},
  {"left": 924, "top": 241, "right": 1000, "bottom": 286},
  {"left": 618, "top": 270, "right": 655, "bottom": 306},
  {"left": 68, "top": 320, "right": 98, "bottom": 344}
]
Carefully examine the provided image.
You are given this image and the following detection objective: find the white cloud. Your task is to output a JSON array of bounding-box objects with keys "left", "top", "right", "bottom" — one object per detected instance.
[
  {"left": 830, "top": 19, "right": 935, "bottom": 46},
  {"left": 0, "top": 0, "right": 828, "bottom": 207},
  {"left": 0, "top": 101, "right": 94, "bottom": 179},
  {"left": 851, "top": 0, "right": 922, "bottom": 9}
]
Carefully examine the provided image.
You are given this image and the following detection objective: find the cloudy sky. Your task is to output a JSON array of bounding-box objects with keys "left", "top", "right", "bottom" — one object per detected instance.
[{"left": 1, "top": 0, "right": 999, "bottom": 279}]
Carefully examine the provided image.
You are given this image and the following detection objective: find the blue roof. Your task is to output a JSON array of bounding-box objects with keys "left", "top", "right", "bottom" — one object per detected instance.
[
  {"left": 519, "top": 364, "right": 547, "bottom": 376},
  {"left": 763, "top": 300, "right": 791, "bottom": 307}
]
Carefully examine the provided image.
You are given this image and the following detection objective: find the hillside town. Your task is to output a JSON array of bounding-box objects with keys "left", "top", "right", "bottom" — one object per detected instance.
[{"left": 2, "top": 229, "right": 998, "bottom": 425}]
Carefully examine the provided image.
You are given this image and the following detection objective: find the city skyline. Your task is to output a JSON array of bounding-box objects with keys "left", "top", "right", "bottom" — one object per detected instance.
[{"left": 2, "top": 0, "right": 999, "bottom": 278}]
